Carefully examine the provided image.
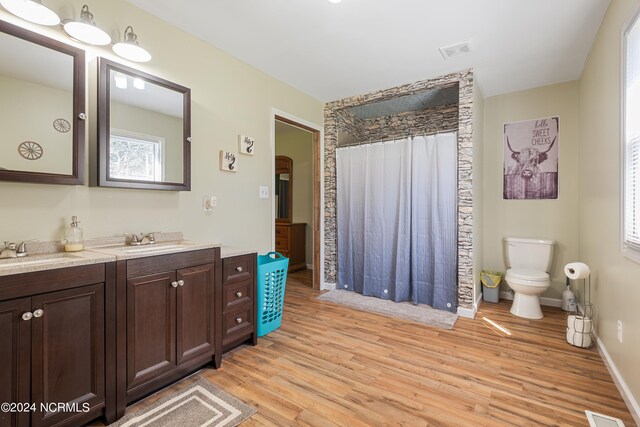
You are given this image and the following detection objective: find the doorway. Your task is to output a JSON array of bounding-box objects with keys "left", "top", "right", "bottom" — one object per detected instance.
[{"left": 273, "top": 114, "right": 322, "bottom": 290}]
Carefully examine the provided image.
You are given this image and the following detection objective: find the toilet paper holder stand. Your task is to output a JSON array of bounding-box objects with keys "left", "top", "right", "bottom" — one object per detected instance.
[{"left": 566, "top": 274, "right": 595, "bottom": 349}]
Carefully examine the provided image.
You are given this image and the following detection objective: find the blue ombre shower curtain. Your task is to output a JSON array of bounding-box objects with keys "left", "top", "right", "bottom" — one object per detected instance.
[{"left": 336, "top": 133, "right": 458, "bottom": 312}]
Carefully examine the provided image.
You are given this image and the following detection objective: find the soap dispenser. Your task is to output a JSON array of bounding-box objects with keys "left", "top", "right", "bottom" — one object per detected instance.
[{"left": 64, "top": 216, "right": 84, "bottom": 252}]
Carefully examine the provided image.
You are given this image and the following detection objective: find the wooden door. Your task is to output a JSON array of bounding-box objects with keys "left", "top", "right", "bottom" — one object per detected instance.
[
  {"left": 126, "top": 272, "right": 176, "bottom": 394},
  {"left": 176, "top": 264, "right": 214, "bottom": 365},
  {"left": 30, "top": 284, "right": 105, "bottom": 427},
  {"left": 0, "top": 298, "right": 31, "bottom": 427}
]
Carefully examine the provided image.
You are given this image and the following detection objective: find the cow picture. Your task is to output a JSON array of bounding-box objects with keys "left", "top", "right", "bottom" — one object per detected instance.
[{"left": 503, "top": 117, "right": 559, "bottom": 199}]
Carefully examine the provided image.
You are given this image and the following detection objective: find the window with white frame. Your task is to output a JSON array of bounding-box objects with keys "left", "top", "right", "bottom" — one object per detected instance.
[
  {"left": 624, "top": 13, "right": 640, "bottom": 257},
  {"left": 109, "top": 131, "right": 165, "bottom": 182}
]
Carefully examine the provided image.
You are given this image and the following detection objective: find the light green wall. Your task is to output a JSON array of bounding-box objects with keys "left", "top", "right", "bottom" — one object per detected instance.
[
  {"left": 0, "top": 74, "right": 72, "bottom": 174},
  {"left": 483, "top": 81, "right": 581, "bottom": 299},
  {"left": 579, "top": 0, "right": 640, "bottom": 407},
  {"left": 275, "top": 127, "right": 314, "bottom": 267},
  {"left": 0, "top": 1, "right": 323, "bottom": 251}
]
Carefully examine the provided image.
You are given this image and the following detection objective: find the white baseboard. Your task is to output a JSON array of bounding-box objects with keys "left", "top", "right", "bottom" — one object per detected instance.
[
  {"left": 457, "top": 305, "right": 476, "bottom": 319},
  {"left": 322, "top": 282, "right": 336, "bottom": 291},
  {"left": 306, "top": 263, "right": 313, "bottom": 270},
  {"left": 595, "top": 336, "right": 640, "bottom": 425},
  {"left": 499, "top": 291, "right": 562, "bottom": 308}
]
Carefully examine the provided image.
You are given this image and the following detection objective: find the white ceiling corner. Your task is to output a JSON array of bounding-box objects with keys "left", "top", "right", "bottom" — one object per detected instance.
[{"left": 126, "top": 0, "right": 611, "bottom": 102}]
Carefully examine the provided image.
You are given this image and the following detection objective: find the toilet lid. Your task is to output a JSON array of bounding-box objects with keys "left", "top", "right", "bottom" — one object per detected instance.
[{"left": 506, "top": 268, "right": 549, "bottom": 281}]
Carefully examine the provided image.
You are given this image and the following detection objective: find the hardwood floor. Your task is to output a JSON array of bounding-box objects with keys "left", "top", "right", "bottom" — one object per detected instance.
[{"left": 116, "top": 271, "right": 635, "bottom": 426}]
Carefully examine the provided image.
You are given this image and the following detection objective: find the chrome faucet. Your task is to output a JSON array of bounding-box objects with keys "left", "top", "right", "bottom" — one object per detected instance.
[
  {"left": 0, "top": 241, "right": 30, "bottom": 259},
  {"left": 125, "top": 233, "right": 156, "bottom": 246}
]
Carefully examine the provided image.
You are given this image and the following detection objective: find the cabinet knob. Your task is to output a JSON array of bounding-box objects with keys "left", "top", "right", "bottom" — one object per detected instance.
[
  {"left": 178, "top": 280, "right": 185, "bottom": 286},
  {"left": 33, "top": 309, "right": 44, "bottom": 318},
  {"left": 236, "top": 291, "right": 243, "bottom": 298},
  {"left": 235, "top": 266, "right": 243, "bottom": 272},
  {"left": 22, "top": 312, "right": 33, "bottom": 321},
  {"left": 171, "top": 281, "right": 179, "bottom": 288},
  {"left": 235, "top": 317, "right": 243, "bottom": 324}
]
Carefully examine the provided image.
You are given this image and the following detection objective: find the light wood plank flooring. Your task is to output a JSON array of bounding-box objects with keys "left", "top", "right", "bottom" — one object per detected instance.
[{"left": 124, "top": 270, "right": 635, "bottom": 426}]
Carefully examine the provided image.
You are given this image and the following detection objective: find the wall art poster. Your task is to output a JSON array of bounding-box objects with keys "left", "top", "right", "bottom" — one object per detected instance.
[
  {"left": 503, "top": 117, "right": 559, "bottom": 200},
  {"left": 219, "top": 150, "right": 238, "bottom": 172}
]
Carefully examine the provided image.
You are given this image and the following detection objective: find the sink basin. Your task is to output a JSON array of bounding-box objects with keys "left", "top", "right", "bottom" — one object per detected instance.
[
  {"left": 122, "top": 244, "right": 187, "bottom": 254},
  {"left": 0, "top": 253, "right": 81, "bottom": 270}
]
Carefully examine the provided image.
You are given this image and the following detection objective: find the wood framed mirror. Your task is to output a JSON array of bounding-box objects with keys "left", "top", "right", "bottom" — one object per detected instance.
[
  {"left": 98, "top": 58, "right": 191, "bottom": 191},
  {"left": 0, "top": 20, "right": 85, "bottom": 185},
  {"left": 275, "top": 155, "right": 292, "bottom": 223}
]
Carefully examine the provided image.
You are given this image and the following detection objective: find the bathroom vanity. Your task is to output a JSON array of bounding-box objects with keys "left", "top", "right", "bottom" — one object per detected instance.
[{"left": 0, "top": 239, "right": 258, "bottom": 426}]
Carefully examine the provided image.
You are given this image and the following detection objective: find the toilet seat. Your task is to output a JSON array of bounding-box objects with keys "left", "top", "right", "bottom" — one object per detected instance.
[{"left": 506, "top": 268, "right": 549, "bottom": 281}]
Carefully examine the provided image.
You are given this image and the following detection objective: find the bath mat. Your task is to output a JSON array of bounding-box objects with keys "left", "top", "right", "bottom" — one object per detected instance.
[
  {"left": 317, "top": 290, "right": 458, "bottom": 329},
  {"left": 110, "top": 379, "right": 256, "bottom": 427}
]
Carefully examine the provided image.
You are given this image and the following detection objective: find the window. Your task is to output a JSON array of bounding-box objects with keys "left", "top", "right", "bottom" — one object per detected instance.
[
  {"left": 109, "top": 131, "right": 164, "bottom": 182},
  {"left": 624, "top": 13, "right": 640, "bottom": 259}
]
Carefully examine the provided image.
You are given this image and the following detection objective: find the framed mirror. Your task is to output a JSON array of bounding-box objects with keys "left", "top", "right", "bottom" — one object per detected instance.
[
  {"left": 275, "top": 156, "right": 292, "bottom": 222},
  {"left": 98, "top": 58, "right": 191, "bottom": 191},
  {"left": 0, "top": 20, "right": 85, "bottom": 185}
]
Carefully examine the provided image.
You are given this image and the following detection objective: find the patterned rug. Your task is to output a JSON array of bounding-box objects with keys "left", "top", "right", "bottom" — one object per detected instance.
[
  {"left": 317, "top": 289, "right": 458, "bottom": 329},
  {"left": 111, "top": 379, "right": 256, "bottom": 427}
]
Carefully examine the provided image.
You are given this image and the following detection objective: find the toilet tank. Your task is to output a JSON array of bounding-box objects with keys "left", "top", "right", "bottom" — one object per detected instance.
[{"left": 504, "top": 237, "right": 555, "bottom": 272}]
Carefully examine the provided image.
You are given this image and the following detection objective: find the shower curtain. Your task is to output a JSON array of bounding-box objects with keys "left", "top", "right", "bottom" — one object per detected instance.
[{"left": 336, "top": 133, "right": 458, "bottom": 312}]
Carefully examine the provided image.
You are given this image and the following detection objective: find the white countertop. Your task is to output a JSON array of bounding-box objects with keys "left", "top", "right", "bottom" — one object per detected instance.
[
  {"left": 85, "top": 240, "right": 221, "bottom": 260},
  {"left": 0, "top": 251, "right": 115, "bottom": 277},
  {"left": 220, "top": 246, "right": 257, "bottom": 258}
]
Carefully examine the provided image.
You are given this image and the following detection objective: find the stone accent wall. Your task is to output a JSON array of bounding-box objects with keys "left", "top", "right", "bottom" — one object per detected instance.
[
  {"left": 324, "top": 70, "right": 475, "bottom": 309},
  {"left": 354, "top": 104, "right": 458, "bottom": 143}
]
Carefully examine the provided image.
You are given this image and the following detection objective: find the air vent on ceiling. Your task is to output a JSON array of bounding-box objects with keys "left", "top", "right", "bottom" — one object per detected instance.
[{"left": 439, "top": 40, "right": 471, "bottom": 60}]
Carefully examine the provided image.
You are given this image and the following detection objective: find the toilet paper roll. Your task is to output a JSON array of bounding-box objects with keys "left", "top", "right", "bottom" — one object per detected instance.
[{"left": 564, "top": 262, "right": 591, "bottom": 280}]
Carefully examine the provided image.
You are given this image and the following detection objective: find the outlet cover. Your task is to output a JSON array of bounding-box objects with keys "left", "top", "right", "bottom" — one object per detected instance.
[
  {"left": 259, "top": 186, "right": 269, "bottom": 199},
  {"left": 617, "top": 320, "right": 623, "bottom": 343},
  {"left": 203, "top": 196, "right": 217, "bottom": 211}
]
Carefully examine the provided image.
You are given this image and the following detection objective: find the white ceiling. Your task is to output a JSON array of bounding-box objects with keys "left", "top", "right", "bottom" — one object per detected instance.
[{"left": 126, "top": 0, "right": 611, "bottom": 102}]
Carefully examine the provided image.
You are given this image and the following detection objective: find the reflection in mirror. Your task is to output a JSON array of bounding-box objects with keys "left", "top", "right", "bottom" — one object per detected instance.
[
  {"left": 0, "top": 20, "right": 85, "bottom": 185},
  {"left": 98, "top": 58, "right": 191, "bottom": 191},
  {"left": 275, "top": 156, "right": 293, "bottom": 222}
]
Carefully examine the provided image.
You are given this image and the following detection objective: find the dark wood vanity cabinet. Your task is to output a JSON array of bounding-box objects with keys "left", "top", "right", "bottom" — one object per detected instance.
[
  {"left": 221, "top": 253, "right": 257, "bottom": 352},
  {"left": 116, "top": 248, "right": 221, "bottom": 416},
  {"left": 0, "top": 265, "right": 115, "bottom": 427}
]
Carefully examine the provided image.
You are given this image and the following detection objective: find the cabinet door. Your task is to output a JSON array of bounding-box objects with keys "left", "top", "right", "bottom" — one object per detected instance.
[
  {"left": 176, "top": 264, "right": 214, "bottom": 365},
  {"left": 126, "top": 272, "right": 176, "bottom": 394},
  {"left": 0, "top": 298, "right": 31, "bottom": 427},
  {"left": 31, "top": 284, "right": 105, "bottom": 427}
]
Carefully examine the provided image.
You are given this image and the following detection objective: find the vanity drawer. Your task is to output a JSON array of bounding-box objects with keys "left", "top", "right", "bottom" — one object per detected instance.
[
  {"left": 222, "top": 255, "right": 254, "bottom": 285},
  {"left": 222, "top": 307, "right": 253, "bottom": 346},
  {"left": 275, "top": 238, "right": 287, "bottom": 251},
  {"left": 222, "top": 280, "right": 252, "bottom": 312}
]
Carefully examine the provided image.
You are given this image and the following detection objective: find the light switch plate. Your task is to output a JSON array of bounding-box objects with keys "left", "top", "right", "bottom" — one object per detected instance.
[{"left": 259, "top": 186, "right": 269, "bottom": 199}]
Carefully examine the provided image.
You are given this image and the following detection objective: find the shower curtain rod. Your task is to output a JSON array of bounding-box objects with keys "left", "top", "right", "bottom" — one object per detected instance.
[{"left": 337, "top": 128, "right": 458, "bottom": 148}]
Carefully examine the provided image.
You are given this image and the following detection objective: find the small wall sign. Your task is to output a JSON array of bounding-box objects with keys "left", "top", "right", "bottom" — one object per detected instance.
[
  {"left": 238, "top": 135, "right": 255, "bottom": 155},
  {"left": 219, "top": 150, "right": 238, "bottom": 172}
]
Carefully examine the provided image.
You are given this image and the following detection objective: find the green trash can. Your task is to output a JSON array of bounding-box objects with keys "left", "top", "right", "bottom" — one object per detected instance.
[{"left": 481, "top": 270, "right": 503, "bottom": 303}]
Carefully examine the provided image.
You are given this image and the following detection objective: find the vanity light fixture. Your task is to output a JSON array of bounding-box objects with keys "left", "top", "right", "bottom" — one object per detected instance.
[
  {"left": 63, "top": 4, "right": 111, "bottom": 46},
  {"left": 112, "top": 26, "right": 151, "bottom": 63},
  {"left": 133, "top": 77, "right": 145, "bottom": 90},
  {"left": 0, "top": 0, "right": 60, "bottom": 26},
  {"left": 114, "top": 72, "right": 127, "bottom": 89}
]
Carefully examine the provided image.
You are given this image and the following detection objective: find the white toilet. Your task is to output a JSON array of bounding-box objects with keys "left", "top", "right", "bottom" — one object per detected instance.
[{"left": 504, "top": 237, "right": 555, "bottom": 319}]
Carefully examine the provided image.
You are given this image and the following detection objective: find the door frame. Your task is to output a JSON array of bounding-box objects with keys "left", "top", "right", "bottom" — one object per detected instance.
[{"left": 271, "top": 109, "right": 324, "bottom": 290}]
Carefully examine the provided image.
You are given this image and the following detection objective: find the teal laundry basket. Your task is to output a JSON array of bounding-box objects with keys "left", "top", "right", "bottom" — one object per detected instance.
[{"left": 257, "top": 252, "right": 289, "bottom": 337}]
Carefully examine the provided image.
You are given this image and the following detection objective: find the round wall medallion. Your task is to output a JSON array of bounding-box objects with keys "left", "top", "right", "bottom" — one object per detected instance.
[
  {"left": 18, "top": 141, "right": 43, "bottom": 160},
  {"left": 53, "top": 118, "right": 71, "bottom": 133}
]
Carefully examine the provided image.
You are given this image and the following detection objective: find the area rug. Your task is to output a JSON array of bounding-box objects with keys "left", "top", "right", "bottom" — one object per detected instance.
[
  {"left": 111, "top": 379, "right": 256, "bottom": 427},
  {"left": 317, "top": 290, "right": 458, "bottom": 329}
]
